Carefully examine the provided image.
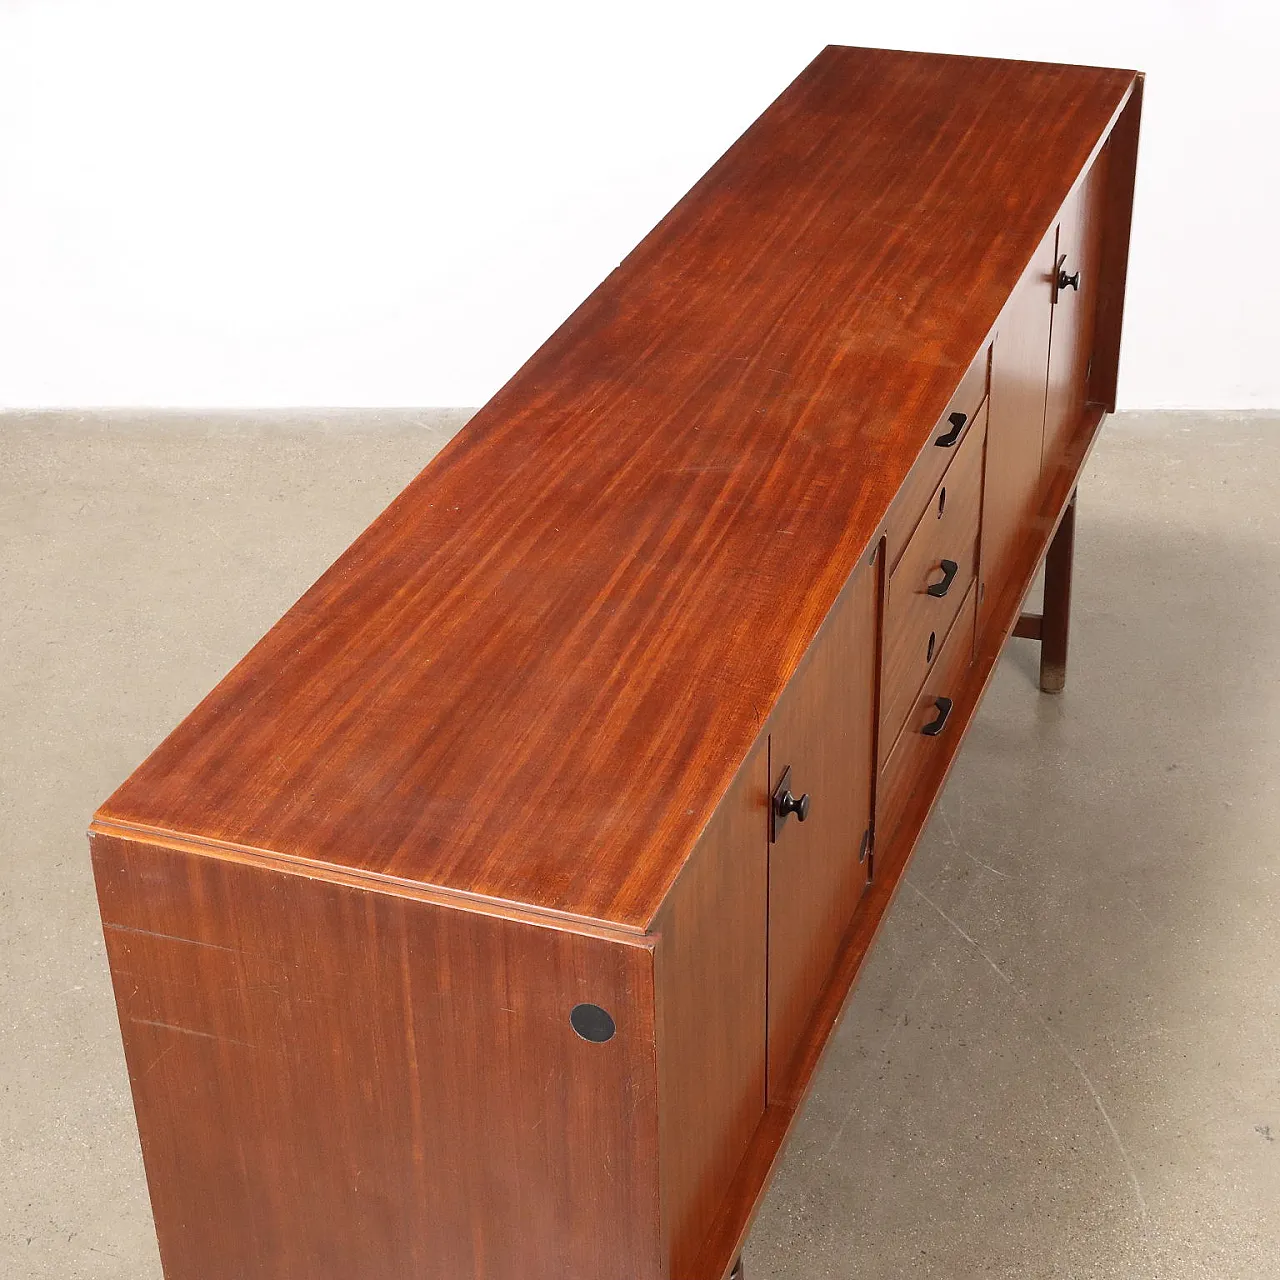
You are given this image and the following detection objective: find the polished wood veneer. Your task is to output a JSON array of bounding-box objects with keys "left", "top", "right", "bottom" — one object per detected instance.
[{"left": 91, "top": 46, "right": 1142, "bottom": 1280}]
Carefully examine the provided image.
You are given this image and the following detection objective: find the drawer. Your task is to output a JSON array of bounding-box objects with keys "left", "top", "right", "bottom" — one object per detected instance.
[
  {"left": 877, "top": 578, "right": 977, "bottom": 850},
  {"left": 885, "top": 343, "right": 989, "bottom": 570},
  {"left": 880, "top": 404, "right": 986, "bottom": 754}
]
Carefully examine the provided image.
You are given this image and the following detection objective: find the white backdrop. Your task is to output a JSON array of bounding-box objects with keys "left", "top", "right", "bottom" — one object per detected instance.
[{"left": 0, "top": 1, "right": 1275, "bottom": 410}]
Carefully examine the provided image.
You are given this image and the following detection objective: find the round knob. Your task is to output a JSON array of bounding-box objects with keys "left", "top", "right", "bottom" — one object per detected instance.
[
  {"left": 775, "top": 788, "right": 810, "bottom": 823},
  {"left": 1058, "top": 268, "right": 1080, "bottom": 292}
]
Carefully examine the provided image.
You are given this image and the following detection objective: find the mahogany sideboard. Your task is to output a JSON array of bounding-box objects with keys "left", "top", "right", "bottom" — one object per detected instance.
[{"left": 91, "top": 46, "right": 1143, "bottom": 1280}]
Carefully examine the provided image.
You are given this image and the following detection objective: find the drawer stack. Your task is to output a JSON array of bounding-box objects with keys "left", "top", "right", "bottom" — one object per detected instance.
[{"left": 878, "top": 348, "right": 989, "bottom": 848}]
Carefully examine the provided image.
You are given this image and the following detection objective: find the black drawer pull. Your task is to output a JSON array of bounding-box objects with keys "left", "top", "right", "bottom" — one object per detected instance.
[
  {"left": 934, "top": 411, "right": 967, "bottom": 447},
  {"left": 921, "top": 696, "right": 953, "bottom": 737},
  {"left": 1058, "top": 267, "right": 1080, "bottom": 292},
  {"left": 926, "top": 558, "right": 959, "bottom": 598}
]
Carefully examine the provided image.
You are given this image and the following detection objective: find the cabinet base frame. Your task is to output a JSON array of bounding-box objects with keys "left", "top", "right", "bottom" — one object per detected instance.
[{"left": 1012, "top": 486, "right": 1078, "bottom": 693}]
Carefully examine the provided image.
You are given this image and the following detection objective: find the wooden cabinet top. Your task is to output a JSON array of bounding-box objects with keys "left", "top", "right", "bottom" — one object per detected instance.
[{"left": 97, "top": 47, "right": 1137, "bottom": 932}]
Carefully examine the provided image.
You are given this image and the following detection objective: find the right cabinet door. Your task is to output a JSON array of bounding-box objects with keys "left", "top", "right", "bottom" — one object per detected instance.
[
  {"left": 1043, "top": 151, "right": 1111, "bottom": 480},
  {"left": 979, "top": 223, "right": 1056, "bottom": 639}
]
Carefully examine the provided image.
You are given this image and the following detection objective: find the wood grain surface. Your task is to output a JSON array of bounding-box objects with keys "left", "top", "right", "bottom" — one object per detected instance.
[
  {"left": 1044, "top": 152, "right": 1111, "bottom": 475},
  {"left": 96, "top": 48, "right": 1138, "bottom": 931},
  {"left": 653, "top": 741, "right": 768, "bottom": 1280},
  {"left": 978, "top": 221, "right": 1058, "bottom": 640},
  {"left": 91, "top": 831, "right": 663, "bottom": 1280},
  {"left": 883, "top": 344, "right": 988, "bottom": 572},
  {"left": 878, "top": 581, "right": 978, "bottom": 849},
  {"left": 1089, "top": 76, "right": 1144, "bottom": 412},
  {"left": 765, "top": 560, "right": 878, "bottom": 1104}
]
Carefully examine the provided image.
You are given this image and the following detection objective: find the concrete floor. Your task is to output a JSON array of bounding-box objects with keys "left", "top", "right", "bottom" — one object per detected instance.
[{"left": 1, "top": 409, "right": 1278, "bottom": 1279}]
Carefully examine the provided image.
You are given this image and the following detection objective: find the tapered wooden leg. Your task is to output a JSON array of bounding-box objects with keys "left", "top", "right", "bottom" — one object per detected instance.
[
  {"left": 1039, "top": 488, "right": 1076, "bottom": 693},
  {"left": 729, "top": 1258, "right": 745, "bottom": 1280}
]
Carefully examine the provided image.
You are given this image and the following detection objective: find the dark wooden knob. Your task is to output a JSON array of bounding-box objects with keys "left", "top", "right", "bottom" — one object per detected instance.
[{"left": 774, "top": 788, "right": 810, "bottom": 823}]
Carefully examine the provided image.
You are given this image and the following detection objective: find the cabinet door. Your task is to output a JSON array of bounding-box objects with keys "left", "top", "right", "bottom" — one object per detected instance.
[
  {"left": 766, "top": 560, "right": 878, "bottom": 1101},
  {"left": 655, "top": 742, "right": 767, "bottom": 1280},
  {"left": 1043, "top": 152, "right": 1110, "bottom": 478},
  {"left": 978, "top": 224, "right": 1056, "bottom": 640}
]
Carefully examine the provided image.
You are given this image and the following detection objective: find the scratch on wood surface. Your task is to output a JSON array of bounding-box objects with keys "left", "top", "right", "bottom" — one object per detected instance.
[
  {"left": 141, "top": 1042, "right": 176, "bottom": 1077},
  {"left": 106, "top": 923, "right": 243, "bottom": 955},
  {"left": 131, "top": 1018, "right": 257, "bottom": 1050}
]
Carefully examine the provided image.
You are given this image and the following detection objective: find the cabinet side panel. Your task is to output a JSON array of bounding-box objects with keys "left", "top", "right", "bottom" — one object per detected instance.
[
  {"left": 90, "top": 833, "right": 662, "bottom": 1280},
  {"left": 655, "top": 741, "right": 768, "bottom": 1280},
  {"left": 1089, "top": 75, "right": 1143, "bottom": 412}
]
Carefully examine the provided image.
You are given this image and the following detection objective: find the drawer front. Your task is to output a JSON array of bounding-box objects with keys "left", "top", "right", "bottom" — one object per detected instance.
[
  {"left": 880, "top": 405, "right": 986, "bottom": 755},
  {"left": 885, "top": 344, "right": 989, "bottom": 570},
  {"left": 878, "top": 579, "right": 977, "bottom": 850}
]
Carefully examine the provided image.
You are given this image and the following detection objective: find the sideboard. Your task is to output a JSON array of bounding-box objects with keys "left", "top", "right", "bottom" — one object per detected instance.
[{"left": 90, "top": 46, "right": 1142, "bottom": 1280}]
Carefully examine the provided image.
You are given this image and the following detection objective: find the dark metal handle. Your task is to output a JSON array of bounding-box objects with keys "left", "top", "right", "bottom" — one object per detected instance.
[
  {"left": 775, "top": 788, "right": 810, "bottom": 823},
  {"left": 770, "top": 764, "right": 810, "bottom": 841},
  {"left": 934, "top": 411, "right": 966, "bottom": 448},
  {"left": 926, "top": 558, "right": 959, "bottom": 598},
  {"left": 921, "top": 696, "right": 953, "bottom": 737},
  {"left": 1058, "top": 268, "right": 1080, "bottom": 292}
]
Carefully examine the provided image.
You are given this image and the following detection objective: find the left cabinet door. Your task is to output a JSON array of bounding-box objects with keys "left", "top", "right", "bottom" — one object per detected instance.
[
  {"left": 654, "top": 741, "right": 768, "bottom": 1280},
  {"left": 766, "top": 559, "right": 879, "bottom": 1101}
]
